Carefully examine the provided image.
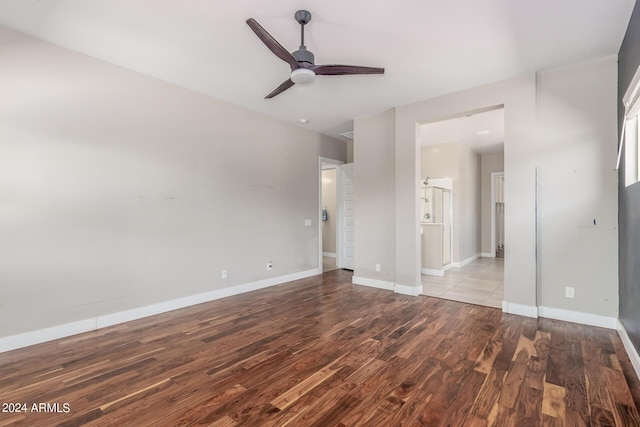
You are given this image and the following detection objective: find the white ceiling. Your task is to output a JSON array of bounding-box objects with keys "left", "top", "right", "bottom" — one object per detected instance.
[
  {"left": 420, "top": 107, "right": 505, "bottom": 155},
  {"left": 0, "top": 0, "right": 635, "bottom": 141}
]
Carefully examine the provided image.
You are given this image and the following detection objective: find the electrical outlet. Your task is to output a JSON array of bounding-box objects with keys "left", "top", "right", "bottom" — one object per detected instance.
[
  {"left": 565, "top": 286, "right": 575, "bottom": 298},
  {"left": 375, "top": 264, "right": 381, "bottom": 272},
  {"left": 304, "top": 219, "right": 312, "bottom": 226},
  {"left": 267, "top": 261, "right": 273, "bottom": 271},
  {"left": 221, "top": 270, "right": 227, "bottom": 279}
]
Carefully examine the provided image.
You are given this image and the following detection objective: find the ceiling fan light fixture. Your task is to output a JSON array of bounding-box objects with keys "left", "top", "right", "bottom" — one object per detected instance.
[
  {"left": 246, "top": 11, "right": 384, "bottom": 98},
  {"left": 291, "top": 68, "right": 316, "bottom": 86}
]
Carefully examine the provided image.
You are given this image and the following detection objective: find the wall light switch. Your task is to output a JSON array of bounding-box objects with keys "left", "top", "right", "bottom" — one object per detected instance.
[
  {"left": 304, "top": 219, "right": 312, "bottom": 226},
  {"left": 565, "top": 286, "right": 575, "bottom": 298}
]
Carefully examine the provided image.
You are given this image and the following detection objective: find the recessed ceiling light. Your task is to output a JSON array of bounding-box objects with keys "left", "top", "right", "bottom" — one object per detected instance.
[
  {"left": 475, "top": 130, "right": 490, "bottom": 136},
  {"left": 298, "top": 118, "right": 310, "bottom": 124}
]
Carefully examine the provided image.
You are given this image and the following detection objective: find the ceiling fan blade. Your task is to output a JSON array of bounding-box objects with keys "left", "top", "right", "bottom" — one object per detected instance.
[
  {"left": 265, "top": 79, "right": 295, "bottom": 99},
  {"left": 311, "top": 65, "right": 385, "bottom": 76},
  {"left": 246, "top": 18, "right": 299, "bottom": 70}
]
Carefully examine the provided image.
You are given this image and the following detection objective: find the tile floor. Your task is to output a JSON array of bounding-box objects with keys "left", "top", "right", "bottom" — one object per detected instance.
[{"left": 421, "top": 257, "right": 504, "bottom": 308}]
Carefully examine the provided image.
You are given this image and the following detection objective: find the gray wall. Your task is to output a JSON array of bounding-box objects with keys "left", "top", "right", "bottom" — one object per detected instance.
[
  {"left": 421, "top": 143, "right": 459, "bottom": 181},
  {"left": 619, "top": 1, "right": 640, "bottom": 353},
  {"left": 0, "top": 28, "right": 346, "bottom": 338},
  {"left": 421, "top": 143, "right": 459, "bottom": 260},
  {"left": 421, "top": 142, "right": 482, "bottom": 263},
  {"left": 353, "top": 109, "right": 396, "bottom": 283},
  {"left": 346, "top": 140, "right": 354, "bottom": 163},
  {"left": 457, "top": 142, "right": 481, "bottom": 262},
  {"left": 537, "top": 56, "right": 618, "bottom": 318},
  {"left": 480, "top": 152, "right": 504, "bottom": 255}
]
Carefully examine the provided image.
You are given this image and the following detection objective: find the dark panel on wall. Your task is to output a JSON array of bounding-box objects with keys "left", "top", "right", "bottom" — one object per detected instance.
[{"left": 619, "top": 1, "right": 640, "bottom": 353}]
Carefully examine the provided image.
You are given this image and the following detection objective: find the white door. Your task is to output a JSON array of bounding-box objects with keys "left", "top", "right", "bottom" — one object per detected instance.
[{"left": 338, "top": 163, "right": 355, "bottom": 270}]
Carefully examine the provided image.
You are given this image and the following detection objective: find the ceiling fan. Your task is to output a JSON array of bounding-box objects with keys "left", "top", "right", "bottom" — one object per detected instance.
[{"left": 246, "top": 10, "right": 385, "bottom": 99}]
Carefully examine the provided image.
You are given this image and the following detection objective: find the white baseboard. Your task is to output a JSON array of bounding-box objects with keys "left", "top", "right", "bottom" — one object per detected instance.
[
  {"left": 0, "top": 268, "right": 320, "bottom": 353},
  {"left": 617, "top": 320, "right": 640, "bottom": 380},
  {"left": 501, "top": 302, "right": 619, "bottom": 329},
  {"left": 452, "top": 254, "right": 480, "bottom": 268},
  {"left": 538, "top": 306, "right": 617, "bottom": 329},
  {"left": 481, "top": 252, "right": 495, "bottom": 258},
  {"left": 394, "top": 283, "right": 422, "bottom": 296},
  {"left": 421, "top": 268, "right": 444, "bottom": 277},
  {"left": 322, "top": 252, "right": 337, "bottom": 258},
  {"left": 502, "top": 301, "right": 538, "bottom": 318},
  {"left": 352, "top": 276, "right": 420, "bottom": 296},
  {"left": 0, "top": 319, "right": 98, "bottom": 354},
  {"left": 352, "top": 276, "right": 394, "bottom": 291}
]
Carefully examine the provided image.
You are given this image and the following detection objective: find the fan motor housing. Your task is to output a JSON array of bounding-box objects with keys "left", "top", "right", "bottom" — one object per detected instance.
[{"left": 292, "top": 47, "right": 314, "bottom": 66}]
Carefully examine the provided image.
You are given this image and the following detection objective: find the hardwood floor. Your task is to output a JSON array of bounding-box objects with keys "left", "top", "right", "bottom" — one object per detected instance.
[{"left": 1, "top": 269, "right": 639, "bottom": 426}]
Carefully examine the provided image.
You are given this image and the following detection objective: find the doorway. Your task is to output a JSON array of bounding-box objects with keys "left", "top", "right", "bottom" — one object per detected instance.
[
  {"left": 318, "top": 157, "right": 344, "bottom": 273},
  {"left": 418, "top": 106, "right": 505, "bottom": 308}
]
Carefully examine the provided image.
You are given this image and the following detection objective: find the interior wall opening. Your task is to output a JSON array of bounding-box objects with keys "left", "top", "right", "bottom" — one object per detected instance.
[
  {"left": 321, "top": 166, "right": 339, "bottom": 272},
  {"left": 318, "top": 157, "right": 344, "bottom": 273},
  {"left": 417, "top": 106, "right": 505, "bottom": 308}
]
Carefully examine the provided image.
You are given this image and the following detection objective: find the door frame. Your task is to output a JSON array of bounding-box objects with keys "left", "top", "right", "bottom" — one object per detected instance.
[
  {"left": 318, "top": 157, "right": 344, "bottom": 273},
  {"left": 490, "top": 171, "right": 505, "bottom": 258},
  {"left": 442, "top": 187, "right": 453, "bottom": 268}
]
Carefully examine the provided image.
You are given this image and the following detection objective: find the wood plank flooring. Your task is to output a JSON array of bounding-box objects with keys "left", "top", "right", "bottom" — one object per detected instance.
[{"left": 0, "top": 269, "right": 639, "bottom": 426}]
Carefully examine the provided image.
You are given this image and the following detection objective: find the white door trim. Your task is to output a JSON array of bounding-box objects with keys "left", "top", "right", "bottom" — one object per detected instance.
[
  {"left": 338, "top": 163, "right": 355, "bottom": 270},
  {"left": 319, "top": 157, "right": 344, "bottom": 273},
  {"left": 490, "top": 171, "right": 504, "bottom": 258}
]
